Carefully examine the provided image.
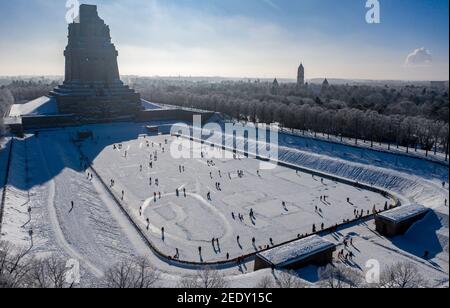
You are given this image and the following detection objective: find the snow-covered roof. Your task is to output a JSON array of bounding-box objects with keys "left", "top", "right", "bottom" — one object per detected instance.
[
  {"left": 378, "top": 203, "right": 429, "bottom": 223},
  {"left": 141, "top": 99, "right": 162, "bottom": 110},
  {"left": 257, "top": 235, "right": 335, "bottom": 267},
  {"left": 8, "top": 96, "right": 58, "bottom": 117}
]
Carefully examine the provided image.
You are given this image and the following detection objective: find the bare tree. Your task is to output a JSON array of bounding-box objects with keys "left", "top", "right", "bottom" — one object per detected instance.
[
  {"left": 178, "top": 275, "right": 203, "bottom": 289},
  {"left": 26, "top": 255, "right": 70, "bottom": 288},
  {"left": 256, "top": 276, "right": 275, "bottom": 288},
  {"left": 431, "top": 121, "right": 446, "bottom": 155},
  {"left": 378, "top": 262, "right": 427, "bottom": 288},
  {"left": 177, "top": 268, "right": 228, "bottom": 289},
  {"left": 103, "top": 257, "right": 160, "bottom": 288},
  {"left": 274, "top": 270, "right": 307, "bottom": 288},
  {"left": 0, "top": 241, "right": 78, "bottom": 289},
  {"left": 0, "top": 241, "right": 31, "bottom": 288},
  {"left": 137, "top": 78, "right": 449, "bottom": 157},
  {"left": 318, "top": 264, "right": 363, "bottom": 288},
  {"left": 255, "top": 270, "right": 306, "bottom": 288}
]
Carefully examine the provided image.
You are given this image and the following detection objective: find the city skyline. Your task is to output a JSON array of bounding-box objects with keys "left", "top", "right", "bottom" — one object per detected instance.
[{"left": 0, "top": 0, "right": 448, "bottom": 81}]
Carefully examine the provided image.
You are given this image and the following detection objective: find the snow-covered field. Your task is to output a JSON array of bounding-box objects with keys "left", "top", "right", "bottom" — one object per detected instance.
[{"left": 0, "top": 121, "right": 448, "bottom": 287}]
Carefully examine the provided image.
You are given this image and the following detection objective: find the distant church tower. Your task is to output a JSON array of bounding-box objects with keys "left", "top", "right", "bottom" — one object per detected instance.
[
  {"left": 321, "top": 78, "right": 330, "bottom": 93},
  {"left": 271, "top": 78, "right": 280, "bottom": 95},
  {"left": 297, "top": 63, "right": 305, "bottom": 87}
]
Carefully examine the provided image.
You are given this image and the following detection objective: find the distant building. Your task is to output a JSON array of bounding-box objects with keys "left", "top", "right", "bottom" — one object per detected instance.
[
  {"left": 254, "top": 235, "right": 336, "bottom": 271},
  {"left": 321, "top": 78, "right": 330, "bottom": 93},
  {"left": 271, "top": 78, "right": 280, "bottom": 95},
  {"left": 430, "top": 81, "right": 448, "bottom": 90},
  {"left": 375, "top": 203, "right": 430, "bottom": 237},
  {"left": 297, "top": 63, "right": 305, "bottom": 87}
]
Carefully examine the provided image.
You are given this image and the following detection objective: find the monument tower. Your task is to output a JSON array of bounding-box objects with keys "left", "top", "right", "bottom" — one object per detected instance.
[
  {"left": 297, "top": 63, "right": 305, "bottom": 87},
  {"left": 51, "top": 4, "right": 141, "bottom": 120}
]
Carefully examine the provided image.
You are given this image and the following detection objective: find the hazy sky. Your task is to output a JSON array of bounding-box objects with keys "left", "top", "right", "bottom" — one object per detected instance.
[{"left": 0, "top": 0, "right": 448, "bottom": 80}]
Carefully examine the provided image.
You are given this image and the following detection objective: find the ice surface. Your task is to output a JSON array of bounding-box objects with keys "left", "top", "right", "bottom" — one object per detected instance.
[{"left": 80, "top": 130, "right": 389, "bottom": 262}]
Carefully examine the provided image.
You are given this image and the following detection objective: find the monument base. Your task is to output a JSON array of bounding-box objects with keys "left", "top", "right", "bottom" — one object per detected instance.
[{"left": 50, "top": 81, "right": 141, "bottom": 120}]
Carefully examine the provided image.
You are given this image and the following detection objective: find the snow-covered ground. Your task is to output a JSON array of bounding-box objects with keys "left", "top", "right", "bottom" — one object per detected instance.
[
  {"left": 0, "top": 121, "right": 448, "bottom": 287},
  {"left": 315, "top": 208, "right": 449, "bottom": 287},
  {"left": 279, "top": 127, "right": 449, "bottom": 164},
  {"left": 141, "top": 99, "right": 163, "bottom": 110}
]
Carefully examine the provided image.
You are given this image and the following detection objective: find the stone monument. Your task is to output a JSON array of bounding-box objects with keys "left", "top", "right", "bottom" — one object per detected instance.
[
  {"left": 297, "top": 63, "right": 305, "bottom": 87},
  {"left": 51, "top": 4, "right": 141, "bottom": 120}
]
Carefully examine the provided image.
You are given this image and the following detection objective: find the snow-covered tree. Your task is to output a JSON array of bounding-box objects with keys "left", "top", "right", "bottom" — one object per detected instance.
[
  {"left": 318, "top": 264, "right": 363, "bottom": 288},
  {"left": 177, "top": 267, "right": 228, "bottom": 289},
  {"left": 378, "top": 262, "right": 428, "bottom": 288},
  {"left": 103, "top": 257, "right": 160, "bottom": 288}
]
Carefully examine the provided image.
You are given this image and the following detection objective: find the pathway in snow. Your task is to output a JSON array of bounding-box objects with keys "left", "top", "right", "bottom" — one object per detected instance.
[{"left": 35, "top": 135, "right": 104, "bottom": 277}]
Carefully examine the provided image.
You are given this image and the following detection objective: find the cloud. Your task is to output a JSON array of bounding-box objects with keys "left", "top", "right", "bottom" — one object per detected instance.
[{"left": 405, "top": 48, "right": 433, "bottom": 66}]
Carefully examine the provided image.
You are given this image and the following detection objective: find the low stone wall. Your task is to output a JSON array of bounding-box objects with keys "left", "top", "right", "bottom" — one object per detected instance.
[
  {"left": 15, "top": 109, "right": 215, "bottom": 131},
  {"left": 136, "top": 109, "right": 215, "bottom": 124},
  {"left": 21, "top": 115, "right": 79, "bottom": 129}
]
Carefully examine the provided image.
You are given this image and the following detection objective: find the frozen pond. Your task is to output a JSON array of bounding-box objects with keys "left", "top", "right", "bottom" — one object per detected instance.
[{"left": 84, "top": 133, "right": 391, "bottom": 263}]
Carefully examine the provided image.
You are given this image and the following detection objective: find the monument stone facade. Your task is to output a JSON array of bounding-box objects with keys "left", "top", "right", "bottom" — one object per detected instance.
[
  {"left": 51, "top": 4, "right": 141, "bottom": 120},
  {"left": 297, "top": 63, "right": 305, "bottom": 87}
]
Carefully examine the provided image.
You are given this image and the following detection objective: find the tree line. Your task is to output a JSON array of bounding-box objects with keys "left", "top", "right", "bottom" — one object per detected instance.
[
  {"left": 1, "top": 240, "right": 431, "bottom": 288},
  {"left": 1, "top": 78, "right": 448, "bottom": 158},
  {"left": 134, "top": 79, "right": 449, "bottom": 159},
  {"left": 0, "top": 80, "right": 58, "bottom": 136}
]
